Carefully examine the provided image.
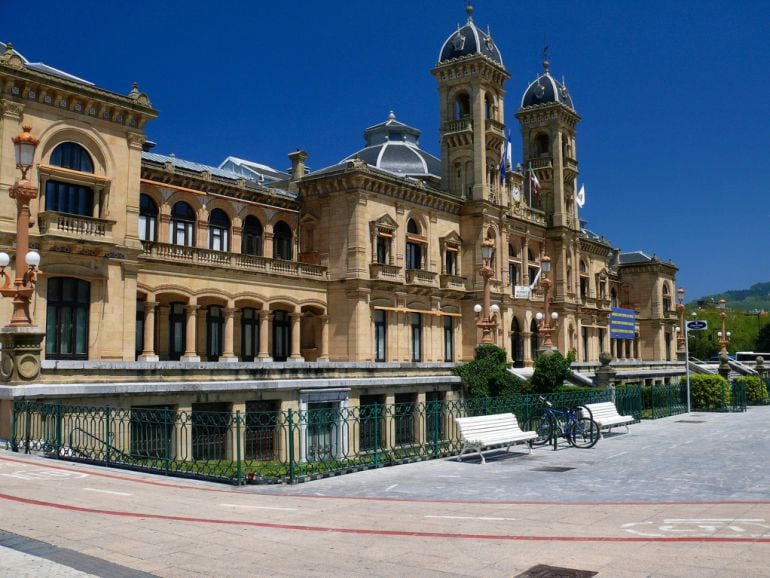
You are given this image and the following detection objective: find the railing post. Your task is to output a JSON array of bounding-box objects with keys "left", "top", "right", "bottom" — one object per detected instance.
[
  {"left": 373, "top": 402, "right": 379, "bottom": 467},
  {"left": 164, "top": 407, "right": 171, "bottom": 476},
  {"left": 11, "top": 401, "right": 18, "bottom": 452},
  {"left": 105, "top": 406, "right": 111, "bottom": 465},
  {"left": 55, "top": 402, "right": 63, "bottom": 457},
  {"left": 288, "top": 408, "right": 295, "bottom": 484},
  {"left": 235, "top": 410, "right": 243, "bottom": 486}
]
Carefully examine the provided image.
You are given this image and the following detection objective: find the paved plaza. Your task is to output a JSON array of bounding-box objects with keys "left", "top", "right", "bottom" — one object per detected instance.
[{"left": 1, "top": 407, "right": 770, "bottom": 577}]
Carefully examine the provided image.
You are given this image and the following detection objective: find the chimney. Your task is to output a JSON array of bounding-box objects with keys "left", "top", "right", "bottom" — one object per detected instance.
[{"left": 288, "top": 149, "right": 308, "bottom": 182}]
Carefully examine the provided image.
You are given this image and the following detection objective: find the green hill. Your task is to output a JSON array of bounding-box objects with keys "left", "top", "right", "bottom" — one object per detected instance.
[{"left": 694, "top": 282, "right": 770, "bottom": 313}]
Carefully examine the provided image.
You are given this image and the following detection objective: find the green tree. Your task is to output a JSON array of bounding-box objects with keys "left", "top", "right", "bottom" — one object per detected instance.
[
  {"left": 756, "top": 324, "right": 770, "bottom": 352},
  {"left": 530, "top": 351, "right": 574, "bottom": 394}
]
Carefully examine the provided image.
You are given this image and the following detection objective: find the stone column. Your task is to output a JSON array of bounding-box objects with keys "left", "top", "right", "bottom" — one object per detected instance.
[
  {"left": 138, "top": 299, "right": 159, "bottom": 362},
  {"left": 522, "top": 331, "right": 533, "bottom": 367},
  {"left": 319, "top": 315, "right": 330, "bottom": 362},
  {"left": 594, "top": 351, "right": 617, "bottom": 393},
  {"left": 219, "top": 304, "right": 238, "bottom": 363},
  {"left": 289, "top": 311, "right": 303, "bottom": 361},
  {"left": 257, "top": 310, "right": 271, "bottom": 361},
  {"left": 718, "top": 352, "right": 731, "bottom": 381},
  {"left": 180, "top": 304, "right": 200, "bottom": 362}
]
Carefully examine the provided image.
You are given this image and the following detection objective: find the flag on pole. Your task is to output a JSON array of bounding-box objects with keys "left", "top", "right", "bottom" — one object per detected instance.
[
  {"left": 528, "top": 162, "right": 540, "bottom": 196},
  {"left": 576, "top": 184, "right": 586, "bottom": 208},
  {"left": 505, "top": 131, "right": 512, "bottom": 172}
]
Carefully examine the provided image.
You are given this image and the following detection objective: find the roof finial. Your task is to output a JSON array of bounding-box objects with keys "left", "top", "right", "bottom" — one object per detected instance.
[
  {"left": 388, "top": 110, "right": 396, "bottom": 120},
  {"left": 465, "top": 0, "right": 474, "bottom": 22},
  {"left": 543, "top": 43, "right": 550, "bottom": 72}
]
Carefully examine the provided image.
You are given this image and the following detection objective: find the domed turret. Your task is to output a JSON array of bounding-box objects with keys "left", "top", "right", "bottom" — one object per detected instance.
[
  {"left": 521, "top": 59, "right": 574, "bottom": 110},
  {"left": 438, "top": 4, "right": 503, "bottom": 66},
  {"left": 341, "top": 112, "right": 440, "bottom": 178}
]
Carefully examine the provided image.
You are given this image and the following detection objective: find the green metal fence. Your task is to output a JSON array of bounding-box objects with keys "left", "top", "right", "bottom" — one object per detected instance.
[{"left": 8, "top": 382, "right": 744, "bottom": 485}]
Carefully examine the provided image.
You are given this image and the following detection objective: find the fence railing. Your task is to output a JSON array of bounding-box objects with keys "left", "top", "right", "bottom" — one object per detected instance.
[{"left": 9, "top": 382, "right": 745, "bottom": 485}]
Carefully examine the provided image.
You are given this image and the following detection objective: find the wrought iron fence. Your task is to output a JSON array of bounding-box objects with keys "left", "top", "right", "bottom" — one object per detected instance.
[{"left": 9, "top": 382, "right": 745, "bottom": 486}]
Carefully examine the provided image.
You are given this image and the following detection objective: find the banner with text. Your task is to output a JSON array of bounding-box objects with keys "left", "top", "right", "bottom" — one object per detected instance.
[{"left": 610, "top": 307, "right": 637, "bottom": 340}]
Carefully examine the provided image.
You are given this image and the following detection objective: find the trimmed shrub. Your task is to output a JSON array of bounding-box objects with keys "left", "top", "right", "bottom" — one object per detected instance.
[
  {"left": 682, "top": 374, "right": 730, "bottom": 410},
  {"left": 531, "top": 351, "right": 573, "bottom": 394},
  {"left": 452, "top": 345, "right": 528, "bottom": 399},
  {"left": 735, "top": 376, "right": 768, "bottom": 405}
]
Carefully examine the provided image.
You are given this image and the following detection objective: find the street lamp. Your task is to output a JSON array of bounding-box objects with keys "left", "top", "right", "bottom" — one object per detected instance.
[
  {"left": 0, "top": 125, "right": 46, "bottom": 384},
  {"left": 536, "top": 255, "right": 558, "bottom": 352},
  {"left": 717, "top": 299, "right": 730, "bottom": 355},
  {"left": 476, "top": 238, "right": 498, "bottom": 344},
  {"left": 0, "top": 126, "right": 41, "bottom": 327}
]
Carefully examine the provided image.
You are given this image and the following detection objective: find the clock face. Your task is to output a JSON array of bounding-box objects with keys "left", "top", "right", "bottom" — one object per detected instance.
[{"left": 512, "top": 185, "right": 521, "bottom": 201}]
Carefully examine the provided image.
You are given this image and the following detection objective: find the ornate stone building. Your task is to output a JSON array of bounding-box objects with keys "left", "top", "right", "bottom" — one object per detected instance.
[{"left": 0, "top": 6, "right": 678, "bottom": 431}]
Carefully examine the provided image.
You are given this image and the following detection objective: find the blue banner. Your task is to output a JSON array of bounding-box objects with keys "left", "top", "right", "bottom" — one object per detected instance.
[{"left": 610, "top": 307, "right": 636, "bottom": 340}]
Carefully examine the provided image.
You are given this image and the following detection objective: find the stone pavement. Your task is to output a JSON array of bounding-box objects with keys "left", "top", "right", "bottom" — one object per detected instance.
[{"left": 1, "top": 407, "right": 769, "bottom": 577}]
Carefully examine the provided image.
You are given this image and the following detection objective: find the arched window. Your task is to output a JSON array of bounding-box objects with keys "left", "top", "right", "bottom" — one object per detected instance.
[
  {"left": 45, "top": 142, "right": 94, "bottom": 216},
  {"left": 511, "top": 317, "right": 524, "bottom": 367},
  {"left": 139, "top": 194, "right": 158, "bottom": 242},
  {"left": 455, "top": 93, "right": 470, "bottom": 120},
  {"left": 240, "top": 308, "right": 260, "bottom": 361},
  {"left": 208, "top": 208, "right": 230, "bottom": 251},
  {"left": 484, "top": 95, "right": 491, "bottom": 119},
  {"left": 168, "top": 302, "right": 186, "bottom": 361},
  {"left": 273, "top": 221, "right": 293, "bottom": 260},
  {"left": 534, "top": 133, "right": 550, "bottom": 156},
  {"left": 206, "top": 305, "right": 224, "bottom": 361},
  {"left": 46, "top": 277, "right": 90, "bottom": 360},
  {"left": 50, "top": 142, "right": 94, "bottom": 172},
  {"left": 241, "top": 215, "right": 263, "bottom": 256},
  {"left": 272, "top": 310, "right": 291, "bottom": 361},
  {"left": 579, "top": 260, "right": 589, "bottom": 299},
  {"left": 170, "top": 201, "right": 195, "bottom": 247},
  {"left": 406, "top": 219, "right": 423, "bottom": 270},
  {"left": 530, "top": 318, "right": 539, "bottom": 360},
  {"left": 662, "top": 284, "right": 672, "bottom": 313}
]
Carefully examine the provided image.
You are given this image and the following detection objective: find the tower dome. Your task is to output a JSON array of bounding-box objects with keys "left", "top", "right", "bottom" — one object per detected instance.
[
  {"left": 438, "top": 4, "right": 503, "bottom": 66},
  {"left": 521, "top": 60, "right": 575, "bottom": 110},
  {"left": 341, "top": 112, "right": 440, "bottom": 179}
]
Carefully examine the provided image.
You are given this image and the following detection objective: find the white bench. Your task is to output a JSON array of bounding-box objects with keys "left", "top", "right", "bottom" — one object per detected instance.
[
  {"left": 455, "top": 413, "right": 537, "bottom": 464},
  {"left": 582, "top": 402, "right": 634, "bottom": 436}
]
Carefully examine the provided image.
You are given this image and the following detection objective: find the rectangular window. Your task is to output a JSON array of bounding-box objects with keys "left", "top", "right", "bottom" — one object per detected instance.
[
  {"left": 445, "top": 249, "right": 457, "bottom": 275},
  {"left": 138, "top": 215, "right": 156, "bottom": 242},
  {"left": 374, "top": 309, "right": 387, "bottom": 362},
  {"left": 411, "top": 313, "right": 422, "bottom": 362},
  {"left": 394, "top": 393, "right": 417, "bottom": 446},
  {"left": 443, "top": 316, "right": 453, "bottom": 362},
  {"left": 359, "top": 395, "right": 385, "bottom": 452},
  {"left": 376, "top": 236, "right": 389, "bottom": 264},
  {"left": 406, "top": 242, "right": 422, "bottom": 270},
  {"left": 598, "top": 329, "right": 605, "bottom": 354},
  {"left": 508, "top": 262, "right": 520, "bottom": 286},
  {"left": 528, "top": 266, "right": 539, "bottom": 285},
  {"left": 425, "top": 391, "right": 446, "bottom": 445}
]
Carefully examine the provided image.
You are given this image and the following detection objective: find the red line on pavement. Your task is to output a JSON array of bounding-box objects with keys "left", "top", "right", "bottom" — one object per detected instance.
[
  {"left": 1, "top": 491, "right": 768, "bottom": 544},
  {"left": 3, "top": 455, "right": 770, "bottom": 508}
]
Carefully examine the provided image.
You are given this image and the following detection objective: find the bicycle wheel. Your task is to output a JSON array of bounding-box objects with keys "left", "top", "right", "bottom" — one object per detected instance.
[
  {"left": 567, "top": 417, "right": 600, "bottom": 448},
  {"left": 527, "top": 413, "right": 553, "bottom": 446}
]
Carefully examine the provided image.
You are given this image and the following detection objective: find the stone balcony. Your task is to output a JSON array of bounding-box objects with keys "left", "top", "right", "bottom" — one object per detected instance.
[
  {"left": 441, "top": 117, "right": 472, "bottom": 134},
  {"left": 439, "top": 274, "right": 467, "bottom": 290},
  {"left": 38, "top": 211, "right": 115, "bottom": 241},
  {"left": 369, "top": 263, "right": 402, "bottom": 282},
  {"left": 141, "top": 242, "right": 328, "bottom": 280},
  {"left": 405, "top": 269, "right": 437, "bottom": 287}
]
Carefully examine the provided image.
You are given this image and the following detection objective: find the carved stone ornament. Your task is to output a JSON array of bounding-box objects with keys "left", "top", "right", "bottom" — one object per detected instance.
[{"left": 0, "top": 43, "right": 25, "bottom": 69}]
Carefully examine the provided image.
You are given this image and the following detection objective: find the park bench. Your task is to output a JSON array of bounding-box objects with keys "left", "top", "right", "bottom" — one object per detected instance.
[
  {"left": 455, "top": 413, "right": 537, "bottom": 464},
  {"left": 582, "top": 402, "right": 634, "bottom": 437}
]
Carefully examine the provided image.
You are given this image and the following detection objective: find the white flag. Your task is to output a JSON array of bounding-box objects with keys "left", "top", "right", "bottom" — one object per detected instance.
[
  {"left": 529, "top": 267, "right": 542, "bottom": 290},
  {"left": 576, "top": 184, "right": 586, "bottom": 208}
]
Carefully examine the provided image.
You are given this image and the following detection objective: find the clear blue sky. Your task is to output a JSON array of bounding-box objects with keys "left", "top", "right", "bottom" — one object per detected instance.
[{"left": 3, "top": 0, "right": 768, "bottom": 300}]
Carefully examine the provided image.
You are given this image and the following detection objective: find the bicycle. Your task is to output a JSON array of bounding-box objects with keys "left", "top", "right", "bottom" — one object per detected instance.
[{"left": 527, "top": 396, "right": 600, "bottom": 449}]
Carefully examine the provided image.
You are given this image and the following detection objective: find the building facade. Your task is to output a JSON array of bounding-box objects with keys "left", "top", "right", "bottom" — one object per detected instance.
[{"left": 0, "top": 7, "right": 678, "bottom": 432}]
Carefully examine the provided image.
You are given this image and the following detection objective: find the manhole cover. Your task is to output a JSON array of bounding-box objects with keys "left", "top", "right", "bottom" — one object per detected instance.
[
  {"left": 531, "top": 466, "right": 575, "bottom": 472},
  {"left": 515, "top": 564, "right": 597, "bottom": 577},
  {"left": 675, "top": 420, "right": 706, "bottom": 423}
]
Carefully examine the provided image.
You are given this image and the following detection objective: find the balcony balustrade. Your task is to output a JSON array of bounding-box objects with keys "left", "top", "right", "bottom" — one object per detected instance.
[
  {"left": 439, "top": 274, "right": 467, "bottom": 290},
  {"left": 405, "top": 269, "right": 437, "bottom": 286},
  {"left": 141, "top": 242, "right": 328, "bottom": 280},
  {"left": 38, "top": 211, "right": 114, "bottom": 240},
  {"left": 369, "top": 263, "right": 402, "bottom": 281}
]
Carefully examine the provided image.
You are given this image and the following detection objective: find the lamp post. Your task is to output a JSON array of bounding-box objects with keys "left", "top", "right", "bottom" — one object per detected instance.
[
  {"left": 475, "top": 238, "right": 498, "bottom": 345},
  {"left": 0, "top": 125, "right": 45, "bottom": 383},
  {"left": 676, "top": 287, "right": 686, "bottom": 359},
  {"left": 717, "top": 299, "right": 730, "bottom": 355},
  {"left": 536, "top": 255, "right": 558, "bottom": 354}
]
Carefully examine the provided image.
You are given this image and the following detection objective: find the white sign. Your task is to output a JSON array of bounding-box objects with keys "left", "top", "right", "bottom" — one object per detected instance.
[{"left": 514, "top": 286, "right": 530, "bottom": 299}]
